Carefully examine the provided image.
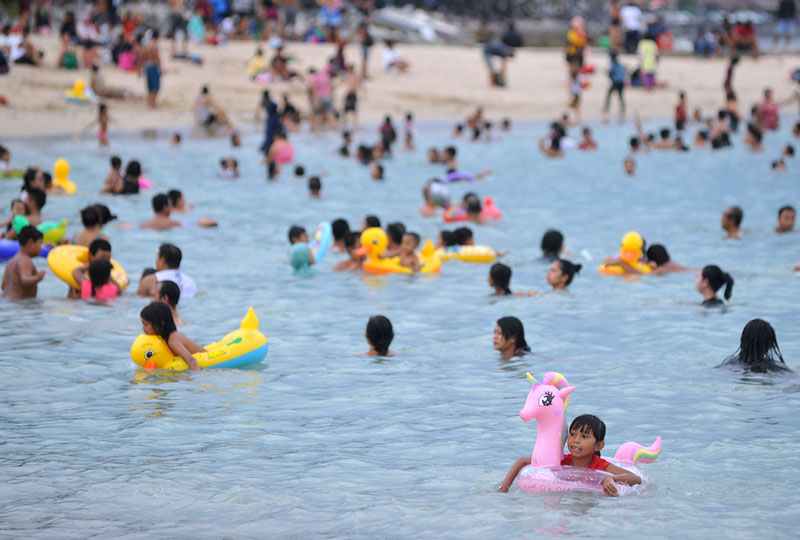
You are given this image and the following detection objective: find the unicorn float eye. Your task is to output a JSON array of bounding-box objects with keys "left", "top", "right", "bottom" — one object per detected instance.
[
  {"left": 539, "top": 391, "right": 554, "bottom": 407},
  {"left": 144, "top": 350, "right": 155, "bottom": 360}
]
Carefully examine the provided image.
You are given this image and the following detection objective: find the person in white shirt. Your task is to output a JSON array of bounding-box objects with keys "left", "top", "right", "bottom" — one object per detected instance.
[
  {"left": 137, "top": 243, "right": 197, "bottom": 299},
  {"left": 381, "top": 40, "right": 409, "bottom": 72},
  {"left": 620, "top": 2, "right": 642, "bottom": 53}
]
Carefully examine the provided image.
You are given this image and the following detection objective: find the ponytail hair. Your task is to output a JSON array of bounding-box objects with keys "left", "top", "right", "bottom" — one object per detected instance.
[
  {"left": 557, "top": 259, "right": 582, "bottom": 286},
  {"left": 702, "top": 265, "right": 734, "bottom": 300},
  {"left": 87, "top": 259, "right": 112, "bottom": 297},
  {"left": 489, "top": 263, "right": 512, "bottom": 294}
]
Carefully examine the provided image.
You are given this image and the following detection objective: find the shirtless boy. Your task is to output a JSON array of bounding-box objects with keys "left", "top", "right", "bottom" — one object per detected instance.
[{"left": 2, "top": 226, "right": 45, "bottom": 299}]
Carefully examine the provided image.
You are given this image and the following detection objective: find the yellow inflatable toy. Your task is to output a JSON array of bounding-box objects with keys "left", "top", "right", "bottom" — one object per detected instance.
[
  {"left": 52, "top": 159, "right": 77, "bottom": 194},
  {"left": 47, "top": 245, "right": 129, "bottom": 290},
  {"left": 64, "top": 79, "right": 90, "bottom": 104},
  {"left": 130, "top": 308, "right": 269, "bottom": 370},
  {"left": 357, "top": 227, "right": 441, "bottom": 274},
  {"left": 598, "top": 231, "right": 652, "bottom": 275},
  {"left": 437, "top": 245, "right": 497, "bottom": 263}
]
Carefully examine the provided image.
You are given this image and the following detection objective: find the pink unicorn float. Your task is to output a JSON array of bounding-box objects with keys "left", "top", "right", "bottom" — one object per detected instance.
[{"left": 510, "top": 371, "right": 661, "bottom": 495}]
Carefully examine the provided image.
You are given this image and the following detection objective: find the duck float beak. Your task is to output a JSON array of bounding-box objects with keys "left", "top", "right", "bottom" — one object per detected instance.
[{"left": 356, "top": 245, "right": 372, "bottom": 256}]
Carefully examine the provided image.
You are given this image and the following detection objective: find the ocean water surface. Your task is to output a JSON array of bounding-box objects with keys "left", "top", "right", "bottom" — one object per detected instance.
[{"left": 1, "top": 118, "right": 798, "bottom": 538}]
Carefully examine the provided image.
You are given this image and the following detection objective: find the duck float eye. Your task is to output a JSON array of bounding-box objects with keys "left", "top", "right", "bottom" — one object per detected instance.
[
  {"left": 144, "top": 350, "right": 155, "bottom": 360},
  {"left": 538, "top": 391, "right": 554, "bottom": 407}
]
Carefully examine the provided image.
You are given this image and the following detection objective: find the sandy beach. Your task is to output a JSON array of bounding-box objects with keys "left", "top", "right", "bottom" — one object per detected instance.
[{"left": 1, "top": 35, "right": 798, "bottom": 137}]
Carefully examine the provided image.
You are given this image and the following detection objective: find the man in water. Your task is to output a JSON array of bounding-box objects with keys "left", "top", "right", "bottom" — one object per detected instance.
[
  {"left": 721, "top": 206, "right": 743, "bottom": 239},
  {"left": 775, "top": 205, "right": 795, "bottom": 233}
]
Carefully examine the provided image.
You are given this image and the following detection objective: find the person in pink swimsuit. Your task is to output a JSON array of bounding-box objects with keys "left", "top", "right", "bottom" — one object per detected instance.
[
  {"left": 78, "top": 258, "right": 122, "bottom": 300},
  {"left": 758, "top": 88, "right": 779, "bottom": 131}
]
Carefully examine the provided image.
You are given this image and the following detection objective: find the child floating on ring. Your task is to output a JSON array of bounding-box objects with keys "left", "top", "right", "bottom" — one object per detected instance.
[{"left": 499, "top": 414, "right": 642, "bottom": 495}]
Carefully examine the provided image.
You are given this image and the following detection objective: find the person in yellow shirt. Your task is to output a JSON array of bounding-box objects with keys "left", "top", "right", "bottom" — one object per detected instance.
[
  {"left": 248, "top": 47, "right": 268, "bottom": 79},
  {"left": 637, "top": 36, "right": 658, "bottom": 89},
  {"left": 565, "top": 17, "right": 588, "bottom": 78}
]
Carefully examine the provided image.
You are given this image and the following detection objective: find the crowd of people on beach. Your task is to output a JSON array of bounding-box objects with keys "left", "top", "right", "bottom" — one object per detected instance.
[{"left": 1, "top": 1, "right": 799, "bottom": 499}]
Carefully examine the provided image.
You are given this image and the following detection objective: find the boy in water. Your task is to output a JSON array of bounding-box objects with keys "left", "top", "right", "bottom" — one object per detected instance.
[
  {"left": 288, "top": 225, "right": 309, "bottom": 244},
  {"left": 140, "top": 193, "right": 217, "bottom": 229},
  {"left": 150, "top": 280, "right": 184, "bottom": 326},
  {"left": 99, "top": 156, "right": 123, "bottom": 194},
  {"left": 308, "top": 175, "right": 322, "bottom": 197},
  {"left": 623, "top": 156, "right": 636, "bottom": 175},
  {"left": 721, "top": 206, "right": 743, "bottom": 239},
  {"left": 397, "top": 232, "right": 420, "bottom": 272},
  {"left": 2, "top": 226, "right": 45, "bottom": 299},
  {"left": 775, "top": 205, "right": 795, "bottom": 233},
  {"left": 333, "top": 232, "right": 364, "bottom": 272},
  {"left": 578, "top": 127, "right": 597, "bottom": 150}
]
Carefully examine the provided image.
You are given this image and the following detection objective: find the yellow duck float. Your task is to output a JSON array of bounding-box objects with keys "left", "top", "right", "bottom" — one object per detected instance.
[
  {"left": 52, "top": 158, "right": 78, "bottom": 194},
  {"left": 436, "top": 245, "right": 497, "bottom": 264},
  {"left": 64, "top": 78, "right": 91, "bottom": 104},
  {"left": 357, "top": 227, "right": 441, "bottom": 274},
  {"left": 47, "top": 245, "right": 129, "bottom": 290},
  {"left": 598, "top": 231, "right": 652, "bottom": 275},
  {"left": 130, "top": 307, "right": 269, "bottom": 370}
]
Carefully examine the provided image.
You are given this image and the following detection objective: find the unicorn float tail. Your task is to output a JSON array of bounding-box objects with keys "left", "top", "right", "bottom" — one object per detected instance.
[{"left": 613, "top": 436, "right": 662, "bottom": 465}]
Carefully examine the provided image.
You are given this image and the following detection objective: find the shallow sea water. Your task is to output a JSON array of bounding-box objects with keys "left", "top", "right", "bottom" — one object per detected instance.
[{"left": 1, "top": 118, "right": 799, "bottom": 539}]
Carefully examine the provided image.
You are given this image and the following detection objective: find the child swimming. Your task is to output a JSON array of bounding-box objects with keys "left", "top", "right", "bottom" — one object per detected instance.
[
  {"left": 397, "top": 232, "right": 420, "bottom": 272},
  {"left": 1, "top": 226, "right": 45, "bottom": 299},
  {"left": 140, "top": 302, "right": 204, "bottom": 370},
  {"left": 333, "top": 232, "right": 362, "bottom": 272},
  {"left": 645, "top": 244, "right": 689, "bottom": 274},
  {"left": 696, "top": 265, "right": 734, "bottom": 307},
  {"left": 499, "top": 414, "right": 642, "bottom": 495},
  {"left": 365, "top": 315, "right": 394, "bottom": 356},
  {"left": 149, "top": 280, "right": 183, "bottom": 326},
  {"left": 76, "top": 258, "right": 121, "bottom": 300}
]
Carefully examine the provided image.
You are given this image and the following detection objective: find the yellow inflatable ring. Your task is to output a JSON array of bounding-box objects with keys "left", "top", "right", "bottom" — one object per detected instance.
[
  {"left": 437, "top": 245, "right": 497, "bottom": 263},
  {"left": 130, "top": 308, "right": 269, "bottom": 370},
  {"left": 47, "top": 245, "right": 129, "bottom": 290},
  {"left": 358, "top": 228, "right": 441, "bottom": 274}
]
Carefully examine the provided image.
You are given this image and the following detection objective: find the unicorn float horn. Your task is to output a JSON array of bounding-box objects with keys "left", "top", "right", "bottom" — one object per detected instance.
[{"left": 613, "top": 436, "right": 662, "bottom": 465}]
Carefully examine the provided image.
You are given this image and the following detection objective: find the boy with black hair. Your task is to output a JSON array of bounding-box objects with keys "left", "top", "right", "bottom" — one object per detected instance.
[
  {"left": 383, "top": 222, "right": 406, "bottom": 258},
  {"left": 308, "top": 176, "right": 322, "bottom": 197},
  {"left": 397, "top": 232, "right": 421, "bottom": 272},
  {"left": 2, "top": 226, "right": 45, "bottom": 298},
  {"left": 287, "top": 225, "right": 308, "bottom": 244}
]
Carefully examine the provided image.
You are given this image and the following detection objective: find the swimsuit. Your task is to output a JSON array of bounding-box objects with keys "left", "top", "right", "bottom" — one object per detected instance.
[
  {"left": 344, "top": 92, "right": 357, "bottom": 112},
  {"left": 81, "top": 280, "right": 118, "bottom": 300},
  {"left": 561, "top": 454, "right": 611, "bottom": 470},
  {"left": 144, "top": 62, "right": 160, "bottom": 93}
]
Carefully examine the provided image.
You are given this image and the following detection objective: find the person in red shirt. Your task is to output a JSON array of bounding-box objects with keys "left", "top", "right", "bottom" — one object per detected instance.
[
  {"left": 499, "top": 414, "right": 642, "bottom": 495},
  {"left": 675, "top": 90, "right": 687, "bottom": 132},
  {"left": 731, "top": 20, "right": 758, "bottom": 60}
]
